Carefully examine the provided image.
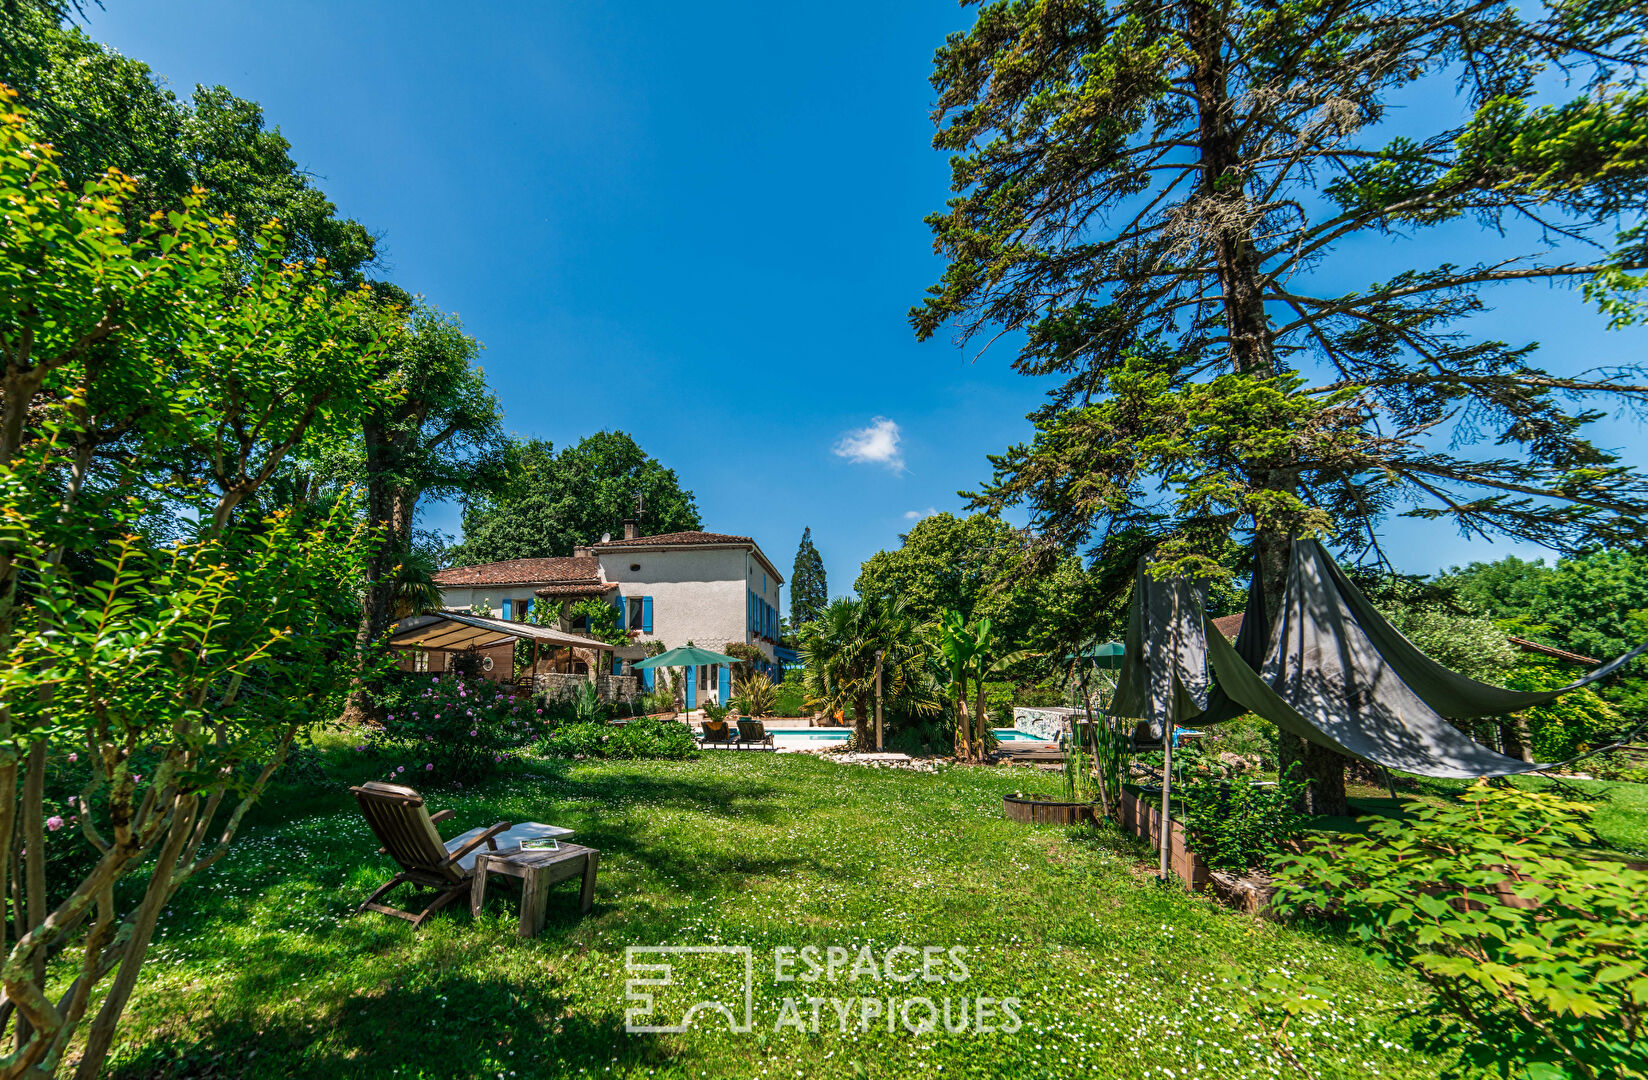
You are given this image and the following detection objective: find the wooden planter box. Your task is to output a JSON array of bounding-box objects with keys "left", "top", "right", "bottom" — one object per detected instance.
[{"left": 1003, "top": 794, "right": 1098, "bottom": 825}]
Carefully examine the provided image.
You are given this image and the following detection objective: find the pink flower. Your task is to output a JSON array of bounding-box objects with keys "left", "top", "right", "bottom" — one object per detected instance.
[
  {"left": 493, "top": 755, "right": 502, "bottom": 762},
  {"left": 425, "top": 763, "right": 434, "bottom": 771},
  {"left": 396, "top": 766, "right": 405, "bottom": 773},
  {"left": 470, "top": 729, "right": 478, "bottom": 737},
  {"left": 387, "top": 713, "right": 395, "bottom": 721},
  {"left": 67, "top": 752, "right": 78, "bottom": 763},
  {"left": 356, "top": 745, "right": 366, "bottom": 751},
  {"left": 45, "top": 816, "right": 63, "bottom": 832}
]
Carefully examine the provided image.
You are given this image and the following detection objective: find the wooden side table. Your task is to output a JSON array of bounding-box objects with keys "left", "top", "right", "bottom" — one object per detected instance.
[{"left": 470, "top": 842, "right": 599, "bottom": 937}]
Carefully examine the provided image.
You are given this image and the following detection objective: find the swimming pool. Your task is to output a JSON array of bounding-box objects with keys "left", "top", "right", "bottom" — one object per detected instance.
[{"left": 770, "top": 728, "right": 1051, "bottom": 744}]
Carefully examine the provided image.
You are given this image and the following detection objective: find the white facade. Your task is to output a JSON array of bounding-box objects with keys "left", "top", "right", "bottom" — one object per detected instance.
[
  {"left": 432, "top": 532, "right": 785, "bottom": 708},
  {"left": 598, "top": 543, "right": 783, "bottom": 662}
]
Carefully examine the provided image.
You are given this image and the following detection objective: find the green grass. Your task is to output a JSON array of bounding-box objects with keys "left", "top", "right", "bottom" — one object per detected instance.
[{"left": 95, "top": 745, "right": 1451, "bottom": 1080}]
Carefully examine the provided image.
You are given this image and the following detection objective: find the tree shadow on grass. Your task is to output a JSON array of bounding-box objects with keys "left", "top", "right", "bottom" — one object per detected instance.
[{"left": 102, "top": 958, "right": 678, "bottom": 1080}]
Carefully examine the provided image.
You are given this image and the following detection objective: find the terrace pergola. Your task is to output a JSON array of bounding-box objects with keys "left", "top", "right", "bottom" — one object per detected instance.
[{"left": 388, "top": 611, "right": 615, "bottom": 684}]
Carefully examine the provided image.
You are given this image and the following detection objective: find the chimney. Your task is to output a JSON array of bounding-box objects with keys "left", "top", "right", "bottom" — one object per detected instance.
[
  {"left": 572, "top": 543, "right": 593, "bottom": 558},
  {"left": 623, "top": 518, "right": 638, "bottom": 541}
]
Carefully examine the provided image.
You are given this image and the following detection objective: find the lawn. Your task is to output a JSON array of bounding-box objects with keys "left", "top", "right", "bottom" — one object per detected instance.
[{"left": 94, "top": 745, "right": 1450, "bottom": 1080}]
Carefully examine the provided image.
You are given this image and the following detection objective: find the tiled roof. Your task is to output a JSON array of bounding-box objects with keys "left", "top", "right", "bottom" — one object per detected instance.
[
  {"left": 432, "top": 556, "right": 601, "bottom": 587},
  {"left": 1212, "top": 613, "right": 1245, "bottom": 641},
  {"left": 593, "top": 531, "right": 754, "bottom": 547}
]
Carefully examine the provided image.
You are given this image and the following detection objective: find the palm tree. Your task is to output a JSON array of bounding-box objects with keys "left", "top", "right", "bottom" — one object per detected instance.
[
  {"left": 801, "top": 596, "right": 938, "bottom": 747},
  {"left": 390, "top": 550, "right": 444, "bottom": 619},
  {"left": 934, "top": 610, "right": 1030, "bottom": 762}
]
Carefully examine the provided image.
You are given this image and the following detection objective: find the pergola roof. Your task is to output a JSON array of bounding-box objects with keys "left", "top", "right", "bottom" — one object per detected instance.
[{"left": 388, "top": 611, "right": 617, "bottom": 653}]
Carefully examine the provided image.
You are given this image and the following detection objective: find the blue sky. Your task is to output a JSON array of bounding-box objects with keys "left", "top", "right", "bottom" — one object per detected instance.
[{"left": 87, "top": 1, "right": 1644, "bottom": 601}]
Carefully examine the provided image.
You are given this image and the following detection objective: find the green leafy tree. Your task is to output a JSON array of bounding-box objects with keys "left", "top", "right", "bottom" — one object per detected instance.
[
  {"left": 916, "top": 0, "right": 1648, "bottom": 814},
  {"left": 348, "top": 301, "right": 510, "bottom": 716},
  {"left": 449, "top": 432, "right": 702, "bottom": 564},
  {"left": 1440, "top": 550, "right": 1648, "bottom": 717},
  {"left": 0, "top": 92, "right": 387, "bottom": 1077},
  {"left": 1273, "top": 784, "right": 1648, "bottom": 1079},
  {"left": 789, "top": 527, "right": 827, "bottom": 626},
  {"left": 0, "top": 4, "right": 376, "bottom": 281}
]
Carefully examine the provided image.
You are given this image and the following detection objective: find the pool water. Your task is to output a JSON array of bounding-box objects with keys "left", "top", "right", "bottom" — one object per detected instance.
[{"left": 770, "top": 728, "right": 1049, "bottom": 743}]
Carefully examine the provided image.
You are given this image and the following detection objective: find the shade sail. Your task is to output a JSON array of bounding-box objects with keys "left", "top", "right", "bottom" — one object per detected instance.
[
  {"left": 631, "top": 645, "right": 742, "bottom": 669},
  {"left": 389, "top": 612, "right": 616, "bottom": 653},
  {"left": 1109, "top": 540, "right": 1644, "bottom": 779}
]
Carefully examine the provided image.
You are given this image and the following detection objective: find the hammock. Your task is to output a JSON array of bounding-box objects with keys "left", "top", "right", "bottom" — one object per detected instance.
[{"left": 1112, "top": 540, "right": 1648, "bottom": 779}]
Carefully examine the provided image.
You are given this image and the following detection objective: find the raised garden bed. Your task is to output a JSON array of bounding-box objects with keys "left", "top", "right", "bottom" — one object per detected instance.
[{"left": 1004, "top": 793, "right": 1098, "bottom": 825}]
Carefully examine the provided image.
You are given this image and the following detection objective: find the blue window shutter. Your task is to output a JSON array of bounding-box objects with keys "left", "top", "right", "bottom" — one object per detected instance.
[
  {"left": 686, "top": 666, "right": 697, "bottom": 709},
  {"left": 642, "top": 595, "right": 654, "bottom": 632},
  {"left": 501, "top": 599, "right": 512, "bottom": 620},
  {"left": 522, "top": 598, "right": 532, "bottom": 621},
  {"left": 615, "top": 595, "right": 626, "bottom": 631},
  {"left": 642, "top": 667, "right": 654, "bottom": 691},
  {"left": 723, "top": 663, "right": 733, "bottom": 701}
]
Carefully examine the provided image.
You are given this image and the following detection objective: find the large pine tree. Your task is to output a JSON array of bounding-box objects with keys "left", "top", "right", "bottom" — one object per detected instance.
[
  {"left": 790, "top": 527, "right": 829, "bottom": 626},
  {"left": 916, "top": 0, "right": 1648, "bottom": 812}
]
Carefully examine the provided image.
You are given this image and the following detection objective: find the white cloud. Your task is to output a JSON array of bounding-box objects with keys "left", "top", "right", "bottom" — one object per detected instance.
[
  {"left": 904, "top": 507, "right": 939, "bottom": 520},
  {"left": 833, "top": 416, "right": 904, "bottom": 471}
]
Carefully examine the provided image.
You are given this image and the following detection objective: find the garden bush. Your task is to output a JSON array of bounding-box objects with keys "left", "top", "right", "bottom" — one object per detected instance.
[
  {"left": 365, "top": 673, "right": 541, "bottom": 782},
  {"left": 607, "top": 716, "right": 698, "bottom": 760},
  {"left": 774, "top": 668, "right": 808, "bottom": 716},
  {"left": 731, "top": 671, "right": 778, "bottom": 717},
  {"left": 1271, "top": 783, "right": 1648, "bottom": 1079},
  {"left": 537, "top": 722, "right": 609, "bottom": 759},
  {"left": 1178, "top": 765, "right": 1309, "bottom": 873}
]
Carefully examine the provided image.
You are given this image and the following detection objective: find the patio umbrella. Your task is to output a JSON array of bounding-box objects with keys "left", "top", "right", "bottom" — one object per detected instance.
[
  {"left": 632, "top": 645, "right": 744, "bottom": 710},
  {"left": 1082, "top": 641, "right": 1126, "bottom": 670}
]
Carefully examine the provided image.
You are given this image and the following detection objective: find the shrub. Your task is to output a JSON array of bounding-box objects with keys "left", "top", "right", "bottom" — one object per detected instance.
[
  {"left": 366, "top": 673, "right": 541, "bottom": 782},
  {"left": 1178, "top": 766, "right": 1310, "bottom": 873},
  {"left": 608, "top": 716, "right": 698, "bottom": 760},
  {"left": 732, "top": 671, "right": 778, "bottom": 717},
  {"left": 1271, "top": 783, "right": 1648, "bottom": 1079},
  {"left": 538, "top": 722, "right": 608, "bottom": 759},
  {"left": 774, "top": 668, "right": 808, "bottom": 716}
]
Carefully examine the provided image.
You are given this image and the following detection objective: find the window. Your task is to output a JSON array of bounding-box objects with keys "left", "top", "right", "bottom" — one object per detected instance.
[
  {"left": 628, "top": 596, "right": 645, "bottom": 629},
  {"left": 413, "top": 649, "right": 430, "bottom": 673},
  {"left": 699, "top": 665, "right": 718, "bottom": 692}
]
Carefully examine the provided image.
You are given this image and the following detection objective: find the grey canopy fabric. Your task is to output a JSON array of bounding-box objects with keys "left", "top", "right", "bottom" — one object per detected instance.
[
  {"left": 1111, "top": 563, "right": 1210, "bottom": 737},
  {"left": 1248, "top": 543, "right": 1544, "bottom": 778},
  {"left": 1111, "top": 540, "right": 1644, "bottom": 779},
  {"left": 1308, "top": 541, "right": 1648, "bottom": 717}
]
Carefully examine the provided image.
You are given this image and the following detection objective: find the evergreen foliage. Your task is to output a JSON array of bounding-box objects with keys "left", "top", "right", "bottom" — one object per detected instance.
[
  {"left": 917, "top": 0, "right": 1648, "bottom": 813},
  {"left": 789, "top": 527, "right": 828, "bottom": 626}
]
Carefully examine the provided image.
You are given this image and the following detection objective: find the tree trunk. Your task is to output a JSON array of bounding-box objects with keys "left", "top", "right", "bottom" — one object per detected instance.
[
  {"left": 1500, "top": 716, "right": 1533, "bottom": 763},
  {"left": 955, "top": 694, "right": 973, "bottom": 762},
  {"left": 1188, "top": 0, "right": 1353, "bottom": 812},
  {"left": 974, "top": 682, "right": 989, "bottom": 761},
  {"left": 853, "top": 693, "right": 874, "bottom": 748},
  {"left": 346, "top": 424, "right": 417, "bottom": 724}
]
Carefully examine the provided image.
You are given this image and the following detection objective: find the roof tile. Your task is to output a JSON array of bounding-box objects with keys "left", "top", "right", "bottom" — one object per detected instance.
[{"left": 432, "top": 556, "right": 601, "bottom": 587}]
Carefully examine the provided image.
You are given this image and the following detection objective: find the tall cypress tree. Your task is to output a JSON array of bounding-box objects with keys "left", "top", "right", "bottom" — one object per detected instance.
[
  {"left": 791, "top": 527, "right": 829, "bottom": 627},
  {"left": 916, "top": 0, "right": 1648, "bottom": 813}
]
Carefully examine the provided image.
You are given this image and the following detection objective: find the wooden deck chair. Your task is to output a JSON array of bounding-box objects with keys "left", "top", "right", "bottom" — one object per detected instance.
[
  {"left": 350, "top": 781, "right": 511, "bottom": 928},
  {"left": 699, "top": 718, "right": 736, "bottom": 745},
  {"left": 736, "top": 719, "right": 775, "bottom": 750}
]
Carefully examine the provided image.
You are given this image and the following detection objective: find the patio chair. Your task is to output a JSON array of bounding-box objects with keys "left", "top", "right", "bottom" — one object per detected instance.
[
  {"left": 698, "top": 718, "right": 737, "bottom": 745},
  {"left": 349, "top": 782, "right": 573, "bottom": 928},
  {"left": 736, "top": 719, "right": 775, "bottom": 751}
]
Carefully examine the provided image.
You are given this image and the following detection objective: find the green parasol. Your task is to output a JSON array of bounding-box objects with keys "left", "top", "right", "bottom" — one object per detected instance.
[{"left": 632, "top": 645, "right": 742, "bottom": 669}]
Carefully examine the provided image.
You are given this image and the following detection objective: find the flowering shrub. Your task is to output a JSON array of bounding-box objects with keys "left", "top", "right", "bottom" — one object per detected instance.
[{"left": 365, "top": 673, "right": 541, "bottom": 782}]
